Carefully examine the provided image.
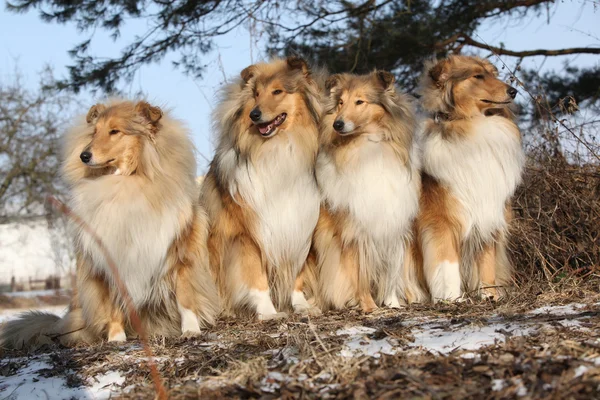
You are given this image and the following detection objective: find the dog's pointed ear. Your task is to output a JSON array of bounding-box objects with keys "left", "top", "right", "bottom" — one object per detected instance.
[
  {"left": 286, "top": 56, "right": 310, "bottom": 76},
  {"left": 482, "top": 59, "right": 499, "bottom": 77},
  {"left": 135, "top": 101, "right": 163, "bottom": 125},
  {"left": 429, "top": 59, "right": 450, "bottom": 87},
  {"left": 240, "top": 65, "right": 256, "bottom": 83},
  {"left": 86, "top": 104, "right": 106, "bottom": 124},
  {"left": 325, "top": 74, "right": 341, "bottom": 92},
  {"left": 373, "top": 70, "right": 395, "bottom": 91}
]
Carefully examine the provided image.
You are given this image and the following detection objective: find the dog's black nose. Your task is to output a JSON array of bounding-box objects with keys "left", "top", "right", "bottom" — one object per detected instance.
[
  {"left": 507, "top": 86, "right": 517, "bottom": 99},
  {"left": 333, "top": 120, "right": 345, "bottom": 132},
  {"left": 250, "top": 108, "right": 262, "bottom": 122},
  {"left": 80, "top": 151, "right": 92, "bottom": 164}
]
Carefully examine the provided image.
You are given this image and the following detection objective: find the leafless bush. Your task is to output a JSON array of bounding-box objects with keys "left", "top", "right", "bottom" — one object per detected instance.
[
  {"left": 511, "top": 103, "right": 600, "bottom": 286},
  {"left": 0, "top": 66, "right": 74, "bottom": 219}
]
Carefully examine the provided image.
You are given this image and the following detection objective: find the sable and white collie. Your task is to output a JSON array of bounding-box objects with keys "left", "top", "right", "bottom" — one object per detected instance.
[
  {"left": 413, "top": 55, "right": 525, "bottom": 302},
  {"left": 201, "top": 57, "right": 322, "bottom": 320},
  {"left": 308, "top": 71, "right": 424, "bottom": 312},
  {"left": 1, "top": 100, "right": 219, "bottom": 349}
]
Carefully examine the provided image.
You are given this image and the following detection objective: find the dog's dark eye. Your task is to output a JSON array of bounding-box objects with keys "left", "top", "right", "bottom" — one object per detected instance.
[
  {"left": 255, "top": 91, "right": 259, "bottom": 97},
  {"left": 474, "top": 74, "right": 485, "bottom": 80},
  {"left": 338, "top": 99, "right": 344, "bottom": 106},
  {"left": 355, "top": 100, "right": 364, "bottom": 105},
  {"left": 109, "top": 129, "right": 119, "bottom": 135},
  {"left": 272, "top": 89, "right": 283, "bottom": 95}
]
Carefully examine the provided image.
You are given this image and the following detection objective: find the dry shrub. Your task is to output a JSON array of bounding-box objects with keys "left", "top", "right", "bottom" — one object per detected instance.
[{"left": 510, "top": 118, "right": 600, "bottom": 286}]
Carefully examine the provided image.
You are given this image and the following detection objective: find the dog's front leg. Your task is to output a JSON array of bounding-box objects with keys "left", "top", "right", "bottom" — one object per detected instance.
[
  {"left": 477, "top": 241, "right": 497, "bottom": 300},
  {"left": 175, "top": 266, "right": 202, "bottom": 336},
  {"left": 227, "top": 235, "right": 286, "bottom": 320},
  {"left": 77, "top": 258, "right": 127, "bottom": 342},
  {"left": 291, "top": 263, "right": 322, "bottom": 316}
]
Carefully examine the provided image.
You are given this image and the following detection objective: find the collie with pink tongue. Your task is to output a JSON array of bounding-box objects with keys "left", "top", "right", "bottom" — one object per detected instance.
[{"left": 256, "top": 113, "right": 287, "bottom": 137}]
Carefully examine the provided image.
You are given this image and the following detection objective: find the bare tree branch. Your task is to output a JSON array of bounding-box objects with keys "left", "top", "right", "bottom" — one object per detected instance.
[
  {"left": 459, "top": 34, "right": 600, "bottom": 57},
  {"left": 0, "top": 66, "right": 74, "bottom": 218}
]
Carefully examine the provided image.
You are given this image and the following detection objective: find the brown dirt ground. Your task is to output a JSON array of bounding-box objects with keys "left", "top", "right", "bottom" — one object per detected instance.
[{"left": 1, "top": 279, "right": 600, "bottom": 399}]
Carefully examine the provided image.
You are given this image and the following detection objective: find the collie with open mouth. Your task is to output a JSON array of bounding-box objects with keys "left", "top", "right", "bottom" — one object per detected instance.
[
  {"left": 412, "top": 55, "right": 525, "bottom": 302},
  {"left": 306, "top": 71, "right": 425, "bottom": 312},
  {"left": 201, "top": 57, "right": 322, "bottom": 320},
  {"left": 1, "top": 100, "right": 219, "bottom": 349}
]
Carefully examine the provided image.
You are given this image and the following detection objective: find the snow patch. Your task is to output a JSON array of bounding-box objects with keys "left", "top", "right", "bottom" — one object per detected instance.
[
  {"left": 336, "top": 326, "right": 376, "bottom": 336},
  {"left": 0, "top": 306, "right": 67, "bottom": 323},
  {"left": 336, "top": 326, "right": 397, "bottom": 358},
  {"left": 574, "top": 365, "right": 589, "bottom": 378},
  {"left": 0, "top": 219, "right": 74, "bottom": 285},
  {"left": 0, "top": 357, "right": 124, "bottom": 399},
  {"left": 411, "top": 322, "right": 534, "bottom": 354},
  {"left": 530, "top": 304, "right": 585, "bottom": 316},
  {"left": 333, "top": 303, "right": 595, "bottom": 358},
  {"left": 2, "top": 289, "right": 68, "bottom": 298},
  {"left": 261, "top": 371, "right": 286, "bottom": 393},
  {"left": 491, "top": 378, "right": 506, "bottom": 391}
]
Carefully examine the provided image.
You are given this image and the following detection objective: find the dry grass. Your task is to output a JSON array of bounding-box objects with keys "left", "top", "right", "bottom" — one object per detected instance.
[
  {"left": 1, "top": 284, "right": 599, "bottom": 399},
  {"left": 512, "top": 157, "right": 599, "bottom": 284},
  {"left": 506, "top": 105, "right": 600, "bottom": 303}
]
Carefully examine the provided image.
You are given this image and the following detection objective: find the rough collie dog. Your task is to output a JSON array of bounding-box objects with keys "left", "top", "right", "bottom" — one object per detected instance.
[
  {"left": 308, "top": 71, "right": 424, "bottom": 312},
  {"left": 1, "top": 100, "right": 219, "bottom": 349},
  {"left": 201, "top": 57, "right": 322, "bottom": 320},
  {"left": 414, "top": 55, "right": 525, "bottom": 302}
]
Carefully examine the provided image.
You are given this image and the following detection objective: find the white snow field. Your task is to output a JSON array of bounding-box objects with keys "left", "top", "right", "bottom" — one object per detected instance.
[{"left": 0, "top": 218, "right": 74, "bottom": 286}]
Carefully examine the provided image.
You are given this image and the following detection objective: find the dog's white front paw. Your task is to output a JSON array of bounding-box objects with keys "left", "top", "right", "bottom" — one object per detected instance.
[
  {"left": 293, "top": 304, "right": 322, "bottom": 316},
  {"left": 107, "top": 329, "right": 127, "bottom": 342},
  {"left": 181, "top": 329, "right": 202, "bottom": 339},
  {"left": 258, "top": 311, "right": 289, "bottom": 321},
  {"left": 480, "top": 285, "right": 498, "bottom": 301},
  {"left": 430, "top": 260, "right": 462, "bottom": 303},
  {"left": 179, "top": 305, "right": 201, "bottom": 334},
  {"left": 384, "top": 294, "right": 402, "bottom": 309},
  {"left": 250, "top": 289, "right": 280, "bottom": 320},
  {"left": 292, "top": 290, "right": 321, "bottom": 315}
]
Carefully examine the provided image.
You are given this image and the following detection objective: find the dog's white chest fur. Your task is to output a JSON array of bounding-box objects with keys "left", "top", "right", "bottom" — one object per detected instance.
[
  {"left": 224, "top": 138, "right": 320, "bottom": 269},
  {"left": 422, "top": 116, "right": 525, "bottom": 240},
  {"left": 70, "top": 177, "right": 185, "bottom": 308},
  {"left": 317, "top": 136, "right": 420, "bottom": 243}
]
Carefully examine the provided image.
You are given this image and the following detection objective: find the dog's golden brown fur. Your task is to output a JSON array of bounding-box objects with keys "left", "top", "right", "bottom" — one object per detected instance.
[
  {"left": 201, "top": 57, "right": 322, "bottom": 319},
  {"left": 412, "top": 55, "right": 525, "bottom": 302},
  {"left": 0, "top": 100, "right": 219, "bottom": 349},
  {"left": 307, "top": 71, "right": 425, "bottom": 312}
]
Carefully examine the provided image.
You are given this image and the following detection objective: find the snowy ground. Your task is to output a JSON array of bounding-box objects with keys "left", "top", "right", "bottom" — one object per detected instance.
[
  {"left": 0, "top": 306, "right": 66, "bottom": 324},
  {"left": 0, "top": 218, "right": 73, "bottom": 286},
  {"left": 2, "top": 289, "right": 69, "bottom": 299},
  {"left": 336, "top": 303, "right": 591, "bottom": 358},
  {"left": 0, "top": 357, "right": 125, "bottom": 400},
  {"left": 1, "top": 300, "right": 599, "bottom": 399}
]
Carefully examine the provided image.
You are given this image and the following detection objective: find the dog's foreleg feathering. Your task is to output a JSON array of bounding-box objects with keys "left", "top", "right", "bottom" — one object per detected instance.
[
  {"left": 428, "top": 260, "right": 461, "bottom": 302},
  {"left": 421, "top": 228, "right": 462, "bottom": 302}
]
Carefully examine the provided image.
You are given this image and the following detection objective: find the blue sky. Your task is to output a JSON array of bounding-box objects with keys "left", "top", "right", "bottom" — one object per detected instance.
[{"left": 1, "top": 0, "right": 598, "bottom": 173}]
